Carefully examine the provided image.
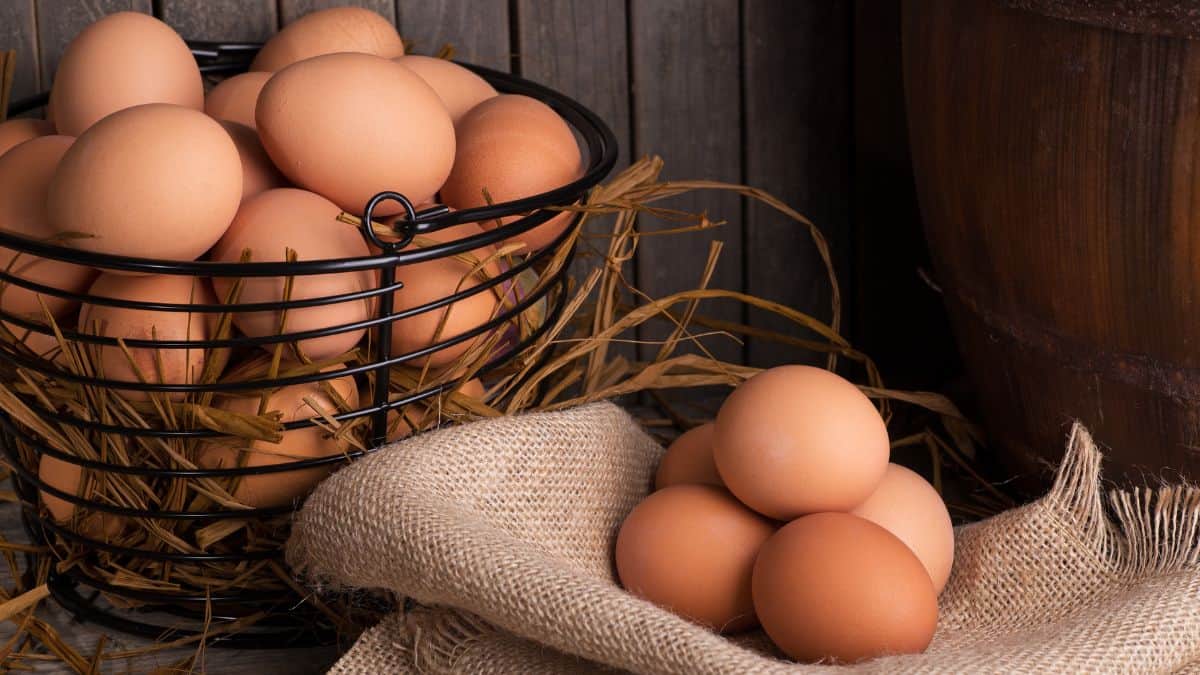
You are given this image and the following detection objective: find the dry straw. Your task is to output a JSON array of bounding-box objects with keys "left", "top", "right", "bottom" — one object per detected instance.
[{"left": 0, "top": 155, "right": 995, "bottom": 669}]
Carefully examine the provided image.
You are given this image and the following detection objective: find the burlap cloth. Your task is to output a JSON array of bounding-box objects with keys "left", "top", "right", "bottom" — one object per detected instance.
[{"left": 287, "top": 402, "right": 1200, "bottom": 674}]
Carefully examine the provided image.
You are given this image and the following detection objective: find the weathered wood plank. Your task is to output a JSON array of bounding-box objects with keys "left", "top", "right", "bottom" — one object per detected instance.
[
  {"left": 630, "top": 0, "right": 744, "bottom": 364},
  {"left": 743, "top": 0, "right": 852, "bottom": 367},
  {"left": 395, "top": 0, "right": 509, "bottom": 68},
  {"left": 160, "top": 0, "right": 278, "bottom": 42},
  {"left": 34, "top": 0, "right": 153, "bottom": 89},
  {"left": 515, "top": 0, "right": 634, "bottom": 359},
  {"left": 0, "top": 1, "right": 41, "bottom": 108},
  {"left": 280, "top": 0, "right": 395, "bottom": 25}
]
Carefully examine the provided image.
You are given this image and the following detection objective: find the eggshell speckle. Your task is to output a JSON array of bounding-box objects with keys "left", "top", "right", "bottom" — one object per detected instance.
[
  {"left": 655, "top": 423, "right": 722, "bottom": 490},
  {"left": 0, "top": 135, "right": 98, "bottom": 320},
  {"left": 753, "top": 513, "right": 938, "bottom": 663},
  {"left": 441, "top": 95, "right": 582, "bottom": 251},
  {"left": 198, "top": 374, "right": 358, "bottom": 508},
  {"left": 713, "top": 365, "right": 890, "bottom": 519},
  {"left": 395, "top": 55, "right": 498, "bottom": 123},
  {"left": 48, "top": 104, "right": 243, "bottom": 264},
  {"left": 616, "top": 484, "right": 775, "bottom": 633},
  {"left": 0, "top": 118, "right": 55, "bottom": 159},
  {"left": 219, "top": 121, "right": 289, "bottom": 202},
  {"left": 205, "top": 71, "right": 271, "bottom": 130},
  {"left": 48, "top": 12, "right": 203, "bottom": 137},
  {"left": 851, "top": 463, "right": 955, "bottom": 593},
  {"left": 78, "top": 274, "right": 215, "bottom": 401},
  {"left": 210, "top": 188, "right": 373, "bottom": 361},
  {"left": 250, "top": 7, "right": 405, "bottom": 72}
]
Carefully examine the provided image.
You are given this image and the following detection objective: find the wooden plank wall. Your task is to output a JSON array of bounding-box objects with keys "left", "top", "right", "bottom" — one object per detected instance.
[{"left": 1, "top": 1, "right": 945, "bottom": 384}]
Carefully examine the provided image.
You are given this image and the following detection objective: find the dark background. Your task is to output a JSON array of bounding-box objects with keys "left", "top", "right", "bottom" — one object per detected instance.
[{"left": 1, "top": 0, "right": 961, "bottom": 393}]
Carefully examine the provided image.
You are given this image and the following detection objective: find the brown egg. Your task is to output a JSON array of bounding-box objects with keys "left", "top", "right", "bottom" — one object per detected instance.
[
  {"left": 78, "top": 274, "right": 215, "bottom": 401},
  {"left": 377, "top": 216, "right": 503, "bottom": 278},
  {"left": 713, "top": 365, "right": 890, "bottom": 520},
  {"left": 250, "top": 7, "right": 405, "bottom": 72},
  {"left": 210, "top": 188, "right": 373, "bottom": 361},
  {"left": 395, "top": 55, "right": 498, "bottom": 123},
  {"left": 6, "top": 322, "right": 65, "bottom": 363},
  {"left": 441, "top": 95, "right": 583, "bottom": 251},
  {"left": 389, "top": 256, "right": 499, "bottom": 368},
  {"left": 0, "top": 118, "right": 54, "bottom": 158},
  {"left": 219, "top": 121, "right": 289, "bottom": 202},
  {"left": 39, "top": 453, "right": 124, "bottom": 539},
  {"left": 198, "top": 374, "right": 358, "bottom": 508},
  {"left": 48, "top": 104, "right": 242, "bottom": 265},
  {"left": 48, "top": 12, "right": 203, "bottom": 136},
  {"left": 257, "top": 52, "right": 454, "bottom": 216},
  {"left": 384, "top": 378, "right": 484, "bottom": 441},
  {"left": 655, "top": 423, "right": 722, "bottom": 490},
  {"left": 205, "top": 72, "right": 271, "bottom": 130},
  {"left": 851, "top": 463, "right": 955, "bottom": 593},
  {"left": 0, "top": 136, "right": 98, "bottom": 320},
  {"left": 616, "top": 485, "right": 775, "bottom": 633},
  {"left": 753, "top": 513, "right": 938, "bottom": 663}
]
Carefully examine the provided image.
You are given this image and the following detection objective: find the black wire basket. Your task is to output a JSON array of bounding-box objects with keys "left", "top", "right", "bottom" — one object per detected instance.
[{"left": 0, "top": 42, "right": 618, "bottom": 648}]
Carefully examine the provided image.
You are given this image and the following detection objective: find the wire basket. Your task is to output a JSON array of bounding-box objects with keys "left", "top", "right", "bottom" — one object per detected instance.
[{"left": 0, "top": 42, "right": 618, "bottom": 648}]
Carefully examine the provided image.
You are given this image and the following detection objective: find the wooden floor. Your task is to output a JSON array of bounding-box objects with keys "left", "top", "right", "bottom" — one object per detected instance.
[{"left": 0, "top": 479, "right": 340, "bottom": 673}]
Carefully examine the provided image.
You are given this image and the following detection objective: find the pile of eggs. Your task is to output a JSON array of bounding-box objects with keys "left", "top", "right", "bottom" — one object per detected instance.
[
  {"left": 0, "top": 9, "right": 582, "bottom": 527},
  {"left": 616, "top": 365, "right": 954, "bottom": 663}
]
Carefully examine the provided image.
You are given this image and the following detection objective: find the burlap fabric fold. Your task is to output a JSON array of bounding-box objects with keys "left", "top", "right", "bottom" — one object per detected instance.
[{"left": 288, "top": 402, "right": 1200, "bottom": 674}]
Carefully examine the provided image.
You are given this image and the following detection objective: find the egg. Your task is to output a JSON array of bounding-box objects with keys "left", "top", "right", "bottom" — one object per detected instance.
[
  {"left": 48, "top": 104, "right": 243, "bottom": 265},
  {"left": 753, "top": 513, "right": 938, "bottom": 663},
  {"left": 48, "top": 12, "right": 203, "bottom": 137},
  {"left": 389, "top": 255, "right": 499, "bottom": 367},
  {"left": 377, "top": 216, "right": 502, "bottom": 278},
  {"left": 385, "top": 378, "right": 484, "bottom": 441},
  {"left": 654, "top": 423, "right": 722, "bottom": 490},
  {"left": 851, "top": 463, "right": 955, "bottom": 593},
  {"left": 78, "top": 274, "right": 215, "bottom": 401},
  {"left": 616, "top": 484, "right": 775, "bottom": 633},
  {"left": 395, "top": 55, "right": 498, "bottom": 123},
  {"left": 250, "top": 7, "right": 405, "bottom": 72},
  {"left": 205, "top": 71, "right": 271, "bottom": 130},
  {"left": 210, "top": 188, "right": 374, "bottom": 361},
  {"left": 6, "top": 323, "right": 65, "bottom": 363},
  {"left": 0, "top": 136, "right": 98, "bottom": 320},
  {"left": 39, "top": 453, "right": 124, "bottom": 539},
  {"left": 713, "top": 365, "right": 889, "bottom": 519},
  {"left": 219, "top": 121, "right": 288, "bottom": 202},
  {"left": 198, "top": 374, "right": 358, "bottom": 508},
  {"left": 257, "top": 52, "right": 455, "bottom": 216},
  {"left": 441, "top": 95, "right": 583, "bottom": 251},
  {"left": 0, "top": 118, "right": 54, "bottom": 158}
]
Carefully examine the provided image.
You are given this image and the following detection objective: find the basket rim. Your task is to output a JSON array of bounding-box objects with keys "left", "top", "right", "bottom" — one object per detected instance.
[{"left": 1, "top": 42, "right": 620, "bottom": 277}]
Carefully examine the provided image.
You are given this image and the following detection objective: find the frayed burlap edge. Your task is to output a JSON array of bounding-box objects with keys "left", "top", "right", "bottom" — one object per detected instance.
[{"left": 312, "top": 421, "right": 1200, "bottom": 674}]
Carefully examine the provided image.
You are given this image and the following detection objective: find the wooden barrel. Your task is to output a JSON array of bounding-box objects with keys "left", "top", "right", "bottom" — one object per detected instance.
[{"left": 903, "top": 0, "right": 1200, "bottom": 487}]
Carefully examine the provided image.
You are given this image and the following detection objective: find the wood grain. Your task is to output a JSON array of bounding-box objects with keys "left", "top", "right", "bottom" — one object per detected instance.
[
  {"left": 34, "top": 0, "right": 152, "bottom": 87},
  {"left": 396, "top": 0, "right": 509, "bottom": 68},
  {"left": 280, "top": 0, "right": 395, "bottom": 25},
  {"left": 515, "top": 0, "right": 633, "bottom": 360},
  {"left": 0, "top": 1, "right": 40, "bottom": 107},
  {"left": 743, "top": 0, "right": 851, "bottom": 368},
  {"left": 904, "top": 0, "right": 1200, "bottom": 487},
  {"left": 160, "top": 0, "right": 278, "bottom": 42},
  {"left": 630, "top": 0, "right": 744, "bottom": 365}
]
